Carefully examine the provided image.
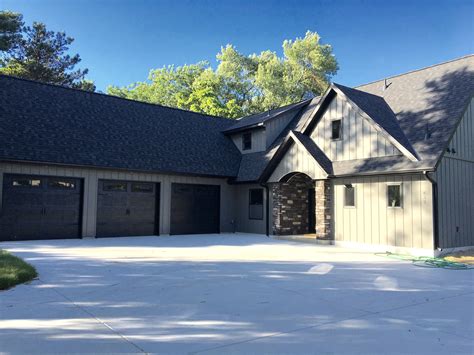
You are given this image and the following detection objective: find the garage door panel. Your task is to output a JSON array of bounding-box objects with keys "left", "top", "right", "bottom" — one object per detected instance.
[
  {"left": 0, "top": 174, "right": 82, "bottom": 241},
  {"left": 170, "top": 183, "right": 220, "bottom": 235},
  {"left": 96, "top": 180, "right": 159, "bottom": 238}
]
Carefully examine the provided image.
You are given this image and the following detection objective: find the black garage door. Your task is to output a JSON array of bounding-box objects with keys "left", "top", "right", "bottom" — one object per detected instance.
[
  {"left": 170, "top": 183, "right": 220, "bottom": 235},
  {"left": 0, "top": 174, "right": 82, "bottom": 241},
  {"left": 96, "top": 180, "right": 159, "bottom": 237}
]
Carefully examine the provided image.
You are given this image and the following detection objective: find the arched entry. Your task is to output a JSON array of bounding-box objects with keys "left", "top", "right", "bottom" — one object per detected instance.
[{"left": 271, "top": 172, "right": 316, "bottom": 235}]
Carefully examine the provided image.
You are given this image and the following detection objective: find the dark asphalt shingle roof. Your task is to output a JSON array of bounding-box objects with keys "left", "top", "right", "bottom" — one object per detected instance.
[
  {"left": 222, "top": 100, "right": 311, "bottom": 134},
  {"left": 0, "top": 75, "right": 242, "bottom": 177},
  {"left": 355, "top": 55, "right": 474, "bottom": 165},
  {"left": 2, "top": 55, "right": 472, "bottom": 183}
]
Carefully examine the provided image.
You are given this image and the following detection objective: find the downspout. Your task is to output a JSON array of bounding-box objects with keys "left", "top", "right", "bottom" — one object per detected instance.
[
  {"left": 260, "top": 182, "right": 270, "bottom": 237},
  {"left": 424, "top": 171, "right": 439, "bottom": 250}
]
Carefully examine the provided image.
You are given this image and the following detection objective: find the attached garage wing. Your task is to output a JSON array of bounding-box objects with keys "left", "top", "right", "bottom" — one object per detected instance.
[
  {"left": 0, "top": 174, "right": 82, "bottom": 241},
  {"left": 170, "top": 183, "right": 220, "bottom": 235}
]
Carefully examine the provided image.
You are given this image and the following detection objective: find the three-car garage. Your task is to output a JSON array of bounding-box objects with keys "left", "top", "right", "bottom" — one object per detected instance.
[{"left": 0, "top": 173, "right": 221, "bottom": 241}]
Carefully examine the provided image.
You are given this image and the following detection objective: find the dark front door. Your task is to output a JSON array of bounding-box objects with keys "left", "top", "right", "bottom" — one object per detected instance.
[
  {"left": 170, "top": 183, "right": 220, "bottom": 235},
  {"left": 0, "top": 174, "right": 82, "bottom": 241},
  {"left": 96, "top": 180, "right": 159, "bottom": 237},
  {"left": 308, "top": 188, "right": 316, "bottom": 234}
]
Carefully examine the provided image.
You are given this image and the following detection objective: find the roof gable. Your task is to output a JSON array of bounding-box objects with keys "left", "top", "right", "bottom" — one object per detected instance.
[
  {"left": 302, "top": 83, "right": 419, "bottom": 162},
  {"left": 263, "top": 131, "right": 332, "bottom": 182}
]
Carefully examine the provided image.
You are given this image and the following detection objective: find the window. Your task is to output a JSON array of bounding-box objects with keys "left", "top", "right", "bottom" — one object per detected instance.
[
  {"left": 249, "top": 188, "right": 263, "bottom": 220},
  {"left": 344, "top": 184, "right": 355, "bottom": 207},
  {"left": 12, "top": 178, "right": 41, "bottom": 187},
  {"left": 48, "top": 179, "right": 76, "bottom": 189},
  {"left": 103, "top": 181, "right": 127, "bottom": 192},
  {"left": 331, "top": 119, "right": 342, "bottom": 140},
  {"left": 387, "top": 184, "right": 402, "bottom": 207},
  {"left": 242, "top": 132, "right": 252, "bottom": 151},
  {"left": 131, "top": 182, "right": 154, "bottom": 193}
]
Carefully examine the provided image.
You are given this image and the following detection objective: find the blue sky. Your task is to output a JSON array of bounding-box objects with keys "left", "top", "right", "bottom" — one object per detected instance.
[{"left": 3, "top": 0, "right": 473, "bottom": 92}]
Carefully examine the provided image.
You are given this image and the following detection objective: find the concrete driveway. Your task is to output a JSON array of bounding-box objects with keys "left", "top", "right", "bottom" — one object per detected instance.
[{"left": 1, "top": 234, "right": 473, "bottom": 354}]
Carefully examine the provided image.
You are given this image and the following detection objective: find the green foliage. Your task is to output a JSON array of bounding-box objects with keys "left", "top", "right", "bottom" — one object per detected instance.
[
  {"left": 0, "top": 12, "right": 94, "bottom": 91},
  {"left": 0, "top": 11, "right": 23, "bottom": 52},
  {"left": 108, "top": 31, "right": 338, "bottom": 118},
  {"left": 0, "top": 249, "right": 38, "bottom": 290}
]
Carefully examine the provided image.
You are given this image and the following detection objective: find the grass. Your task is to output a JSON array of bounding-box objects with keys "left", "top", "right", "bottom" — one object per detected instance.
[{"left": 0, "top": 249, "right": 38, "bottom": 290}]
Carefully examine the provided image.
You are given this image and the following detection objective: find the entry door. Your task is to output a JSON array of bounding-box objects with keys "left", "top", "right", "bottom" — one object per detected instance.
[
  {"left": 170, "top": 183, "right": 220, "bottom": 235},
  {"left": 0, "top": 174, "right": 82, "bottom": 241},
  {"left": 96, "top": 180, "right": 159, "bottom": 237}
]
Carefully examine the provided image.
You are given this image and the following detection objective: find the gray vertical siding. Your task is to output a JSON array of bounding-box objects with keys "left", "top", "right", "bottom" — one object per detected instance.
[
  {"left": 234, "top": 184, "right": 268, "bottom": 234},
  {"left": 230, "top": 129, "right": 266, "bottom": 153},
  {"left": 0, "top": 162, "right": 235, "bottom": 237},
  {"left": 311, "top": 95, "right": 401, "bottom": 161},
  {"left": 334, "top": 174, "right": 434, "bottom": 249},
  {"left": 435, "top": 98, "right": 474, "bottom": 248}
]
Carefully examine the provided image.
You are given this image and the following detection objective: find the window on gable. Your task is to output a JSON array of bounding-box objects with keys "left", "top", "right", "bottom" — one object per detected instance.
[
  {"left": 249, "top": 188, "right": 263, "bottom": 220},
  {"left": 331, "top": 119, "right": 342, "bottom": 140},
  {"left": 344, "top": 184, "right": 355, "bottom": 207},
  {"left": 242, "top": 132, "right": 252, "bottom": 151},
  {"left": 387, "top": 184, "right": 402, "bottom": 208}
]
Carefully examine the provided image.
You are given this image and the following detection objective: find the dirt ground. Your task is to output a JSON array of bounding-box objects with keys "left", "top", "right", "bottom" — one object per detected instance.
[{"left": 443, "top": 249, "right": 474, "bottom": 264}]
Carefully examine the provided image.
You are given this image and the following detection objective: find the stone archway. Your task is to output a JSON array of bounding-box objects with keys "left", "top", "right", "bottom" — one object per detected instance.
[{"left": 271, "top": 172, "right": 315, "bottom": 235}]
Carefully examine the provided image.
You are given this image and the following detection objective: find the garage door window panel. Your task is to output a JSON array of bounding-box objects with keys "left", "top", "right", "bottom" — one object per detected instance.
[
  {"left": 48, "top": 179, "right": 76, "bottom": 190},
  {"left": 12, "top": 178, "right": 41, "bottom": 188},
  {"left": 103, "top": 181, "right": 127, "bottom": 192}
]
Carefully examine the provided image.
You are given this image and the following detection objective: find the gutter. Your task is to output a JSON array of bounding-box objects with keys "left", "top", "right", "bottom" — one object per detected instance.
[
  {"left": 260, "top": 182, "right": 270, "bottom": 236},
  {"left": 424, "top": 171, "right": 439, "bottom": 250}
]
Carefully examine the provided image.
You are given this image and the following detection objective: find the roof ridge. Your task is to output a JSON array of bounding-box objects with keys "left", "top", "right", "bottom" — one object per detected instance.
[
  {"left": 235, "top": 98, "right": 311, "bottom": 121},
  {"left": 0, "top": 74, "right": 233, "bottom": 122},
  {"left": 355, "top": 54, "right": 474, "bottom": 89}
]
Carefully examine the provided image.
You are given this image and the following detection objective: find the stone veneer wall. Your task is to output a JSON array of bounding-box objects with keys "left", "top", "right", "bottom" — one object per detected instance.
[
  {"left": 272, "top": 176, "right": 334, "bottom": 239},
  {"left": 315, "top": 180, "right": 333, "bottom": 240},
  {"left": 272, "top": 174, "right": 314, "bottom": 235}
]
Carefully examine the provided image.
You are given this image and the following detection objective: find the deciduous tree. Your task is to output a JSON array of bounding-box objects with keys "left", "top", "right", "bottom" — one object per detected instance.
[{"left": 108, "top": 31, "right": 338, "bottom": 118}]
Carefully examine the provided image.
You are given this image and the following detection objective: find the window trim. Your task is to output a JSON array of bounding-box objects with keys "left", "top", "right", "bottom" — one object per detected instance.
[
  {"left": 343, "top": 184, "right": 356, "bottom": 208},
  {"left": 331, "top": 119, "right": 343, "bottom": 141},
  {"left": 387, "top": 183, "right": 403, "bottom": 208},
  {"left": 248, "top": 188, "right": 264, "bottom": 220},
  {"left": 242, "top": 132, "right": 252, "bottom": 151}
]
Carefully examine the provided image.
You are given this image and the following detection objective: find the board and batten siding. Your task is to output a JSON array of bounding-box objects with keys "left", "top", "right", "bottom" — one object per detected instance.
[
  {"left": 268, "top": 141, "right": 327, "bottom": 182},
  {"left": 435, "top": 98, "right": 474, "bottom": 248},
  {"left": 0, "top": 162, "right": 235, "bottom": 237},
  {"left": 334, "top": 174, "right": 434, "bottom": 249},
  {"left": 230, "top": 129, "right": 266, "bottom": 153},
  {"left": 311, "top": 95, "right": 401, "bottom": 161},
  {"left": 234, "top": 184, "right": 268, "bottom": 234}
]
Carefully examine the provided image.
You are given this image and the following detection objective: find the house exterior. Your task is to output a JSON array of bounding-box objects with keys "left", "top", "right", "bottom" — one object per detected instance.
[{"left": 0, "top": 55, "right": 472, "bottom": 254}]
